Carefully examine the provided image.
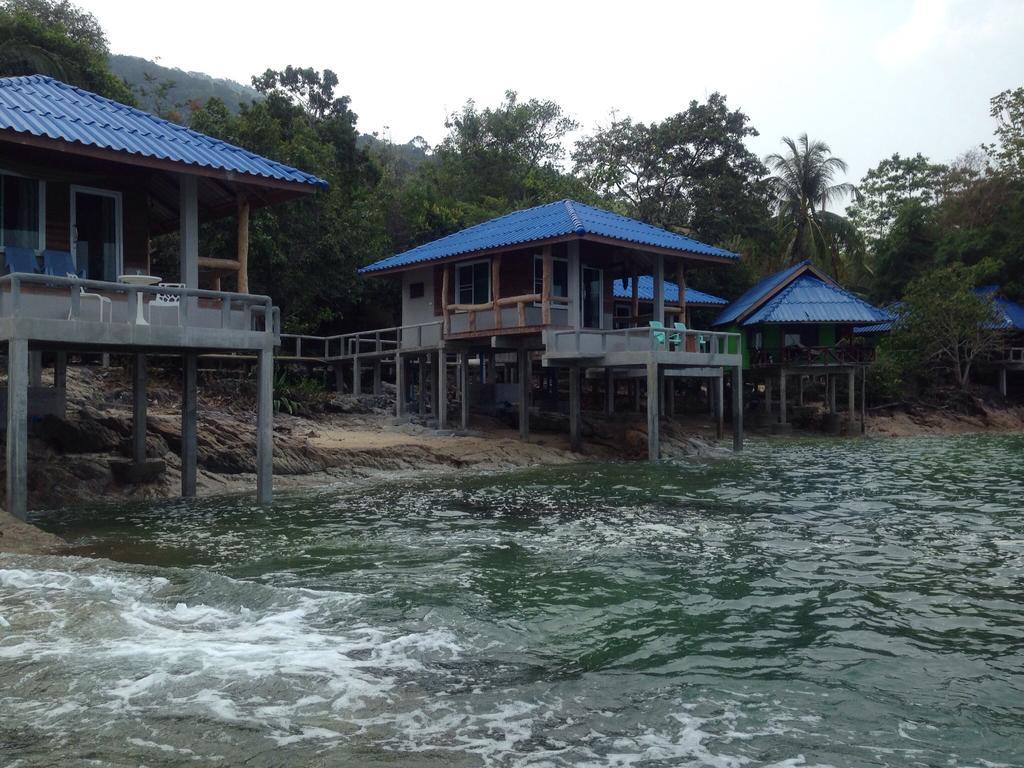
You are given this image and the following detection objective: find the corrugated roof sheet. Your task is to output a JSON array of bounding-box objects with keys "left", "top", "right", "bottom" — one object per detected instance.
[
  {"left": 359, "top": 199, "right": 738, "bottom": 273},
  {"left": 0, "top": 75, "right": 327, "bottom": 189},
  {"left": 855, "top": 289, "right": 1024, "bottom": 334},
  {"left": 744, "top": 274, "right": 893, "bottom": 325},
  {"left": 612, "top": 276, "right": 727, "bottom": 306},
  {"left": 712, "top": 261, "right": 808, "bottom": 326}
]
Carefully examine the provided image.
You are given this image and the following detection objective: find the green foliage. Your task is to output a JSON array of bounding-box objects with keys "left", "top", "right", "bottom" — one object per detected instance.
[
  {"left": 986, "top": 87, "right": 1024, "bottom": 178},
  {"left": 272, "top": 368, "right": 328, "bottom": 415},
  {"left": 870, "top": 199, "right": 939, "bottom": 303},
  {"left": 0, "top": 0, "right": 132, "bottom": 102},
  {"left": 572, "top": 93, "right": 771, "bottom": 248},
  {"left": 888, "top": 262, "right": 1004, "bottom": 389},
  {"left": 847, "top": 152, "right": 947, "bottom": 243}
]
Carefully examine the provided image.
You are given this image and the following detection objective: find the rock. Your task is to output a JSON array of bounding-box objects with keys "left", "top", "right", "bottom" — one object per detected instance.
[
  {"left": 326, "top": 394, "right": 380, "bottom": 414},
  {"left": 110, "top": 458, "right": 166, "bottom": 485},
  {"left": 36, "top": 414, "right": 123, "bottom": 454}
]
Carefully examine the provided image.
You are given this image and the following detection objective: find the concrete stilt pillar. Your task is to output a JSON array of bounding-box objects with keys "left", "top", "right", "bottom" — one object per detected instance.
[
  {"left": 418, "top": 356, "right": 428, "bottom": 415},
  {"left": 395, "top": 355, "right": 406, "bottom": 417},
  {"left": 373, "top": 361, "right": 382, "bottom": 396},
  {"left": 29, "top": 351, "right": 42, "bottom": 387},
  {"left": 764, "top": 376, "right": 773, "bottom": 415},
  {"left": 54, "top": 352, "right": 67, "bottom": 392},
  {"left": 829, "top": 374, "right": 837, "bottom": 413},
  {"left": 518, "top": 349, "right": 530, "bottom": 440},
  {"left": 779, "top": 369, "right": 787, "bottom": 425},
  {"left": 132, "top": 353, "right": 147, "bottom": 464},
  {"left": 715, "top": 374, "right": 724, "bottom": 439},
  {"left": 861, "top": 367, "right": 867, "bottom": 435},
  {"left": 569, "top": 366, "right": 582, "bottom": 452},
  {"left": 647, "top": 361, "right": 660, "bottom": 460},
  {"left": 353, "top": 357, "right": 362, "bottom": 396},
  {"left": 181, "top": 353, "right": 198, "bottom": 498},
  {"left": 732, "top": 365, "right": 744, "bottom": 452},
  {"left": 437, "top": 348, "right": 448, "bottom": 429},
  {"left": 798, "top": 375, "right": 805, "bottom": 406},
  {"left": 658, "top": 367, "right": 666, "bottom": 415},
  {"left": 334, "top": 363, "right": 345, "bottom": 394},
  {"left": 256, "top": 346, "right": 273, "bottom": 504},
  {"left": 605, "top": 368, "right": 615, "bottom": 416},
  {"left": 6, "top": 338, "right": 28, "bottom": 520},
  {"left": 999, "top": 367, "right": 1008, "bottom": 397},
  {"left": 847, "top": 369, "right": 856, "bottom": 434},
  {"left": 459, "top": 352, "right": 470, "bottom": 430}
]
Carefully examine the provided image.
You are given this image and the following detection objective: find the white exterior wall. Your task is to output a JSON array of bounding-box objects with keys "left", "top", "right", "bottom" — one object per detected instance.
[{"left": 401, "top": 267, "right": 436, "bottom": 326}]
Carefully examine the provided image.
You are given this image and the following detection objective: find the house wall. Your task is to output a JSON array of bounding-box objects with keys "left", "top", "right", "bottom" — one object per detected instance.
[{"left": 401, "top": 266, "right": 436, "bottom": 326}]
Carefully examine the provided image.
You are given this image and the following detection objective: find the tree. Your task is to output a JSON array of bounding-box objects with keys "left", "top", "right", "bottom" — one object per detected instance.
[
  {"left": 0, "top": 0, "right": 132, "bottom": 102},
  {"left": 848, "top": 152, "right": 947, "bottom": 242},
  {"left": 572, "top": 93, "right": 770, "bottom": 246},
  {"left": 986, "top": 87, "right": 1024, "bottom": 178},
  {"left": 869, "top": 199, "right": 939, "bottom": 303},
  {"left": 765, "top": 134, "right": 860, "bottom": 278},
  {"left": 890, "top": 263, "right": 1004, "bottom": 389}
]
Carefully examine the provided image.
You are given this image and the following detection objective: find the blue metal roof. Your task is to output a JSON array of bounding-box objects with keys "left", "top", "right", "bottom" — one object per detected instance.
[
  {"left": 612, "top": 276, "right": 727, "bottom": 306},
  {"left": 743, "top": 274, "right": 893, "bottom": 325},
  {"left": 855, "top": 289, "right": 1024, "bottom": 335},
  {"left": 0, "top": 75, "right": 327, "bottom": 189},
  {"left": 996, "top": 296, "right": 1024, "bottom": 331},
  {"left": 712, "top": 261, "right": 808, "bottom": 326},
  {"left": 359, "top": 199, "right": 738, "bottom": 273}
]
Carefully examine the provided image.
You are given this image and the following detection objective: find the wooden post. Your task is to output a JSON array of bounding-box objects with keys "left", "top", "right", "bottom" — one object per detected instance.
[
  {"left": 647, "top": 361, "right": 660, "bottom": 460},
  {"left": 459, "top": 351, "right": 470, "bottom": 430},
  {"left": 732, "top": 365, "right": 744, "bottom": 451},
  {"left": 133, "top": 353, "right": 147, "bottom": 464},
  {"left": 181, "top": 353, "right": 198, "bottom": 498},
  {"left": 676, "top": 261, "right": 687, "bottom": 323},
  {"left": 605, "top": 368, "right": 615, "bottom": 416},
  {"left": 491, "top": 255, "right": 502, "bottom": 328},
  {"left": 441, "top": 265, "right": 452, "bottom": 336},
  {"left": 437, "top": 347, "right": 448, "bottom": 429},
  {"left": 518, "top": 349, "right": 530, "bottom": 440},
  {"left": 396, "top": 355, "right": 406, "bottom": 417},
  {"left": 631, "top": 265, "right": 639, "bottom": 324},
  {"left": 569, "top": 366, "right": 582, "bottom": 452},
  {"left": 652, "top": 254, "right": 665, "bottom": 327},
  {"left": 779, "top": 369, "right": 787, "bottom": 425},
  {"left": 6, "top": 338, "right": 28, "bottom": 520},
  {"left": 847, "top": 368, "right": 856, "bottom": 434},
  {"left": 256, "top": 346, "right": 273, "bottom": 504},
  {"left": 237, "top": 195, "right": 250, "bottom": 293},
  {"left": 542, "top": 246, "right": 553, "bottom": 325},
  {"left": 715, "top": 374, "right": 724, "bottom": 439}
]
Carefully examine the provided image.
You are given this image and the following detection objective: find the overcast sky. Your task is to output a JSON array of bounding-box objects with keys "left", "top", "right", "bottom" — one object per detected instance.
[{"left": 84, "top": 0, "right": 1023, "bottom": 188}]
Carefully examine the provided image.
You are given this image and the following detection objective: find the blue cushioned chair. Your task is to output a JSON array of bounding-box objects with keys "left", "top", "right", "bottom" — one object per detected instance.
[
  {"left": 42, "top": 250, "right": 86, "bottom": 279},
  {"left": 3, "top": 246, "right": 40, "bottom": 275}
]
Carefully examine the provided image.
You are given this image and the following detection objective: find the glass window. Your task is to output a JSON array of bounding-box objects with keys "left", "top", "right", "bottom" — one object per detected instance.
[
  {"left": 533, "top": 256, "right": 568, "bottom": 298},
  {"left": 457, "top": 261, "right": 490, "bottom": 305},
  {"left": 1, "top": 174, "right": 41, "bottom": 250}
]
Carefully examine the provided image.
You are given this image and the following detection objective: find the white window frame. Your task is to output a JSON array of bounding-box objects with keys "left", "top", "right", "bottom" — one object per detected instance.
[
  {"left": 70, "top": 185, "right": 123, "bottom": 279},
  {"left": 455, "top": 258, "right": 491, "bottom": 307},
  {"left": 0, "top": 169, "right": 46, "bottom": 252}
]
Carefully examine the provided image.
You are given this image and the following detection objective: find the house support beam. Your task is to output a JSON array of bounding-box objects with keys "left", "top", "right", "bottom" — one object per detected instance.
[
  {"left": 517, "top": 349, "right": 530, "bottom": 440},
  {"left": 256, "top": 345, "right": 273, "bottom": 504},
  {"left": 181, "top": 352, "right": 198, "bottom": 498},
  {"left": 237, "top": 195, "right": 250, "bottom": 293},
  {"left": 459, "top": 352, "right": 470, "bottom": 430},
  {"left": 605, "top": 368, "right": 615, "bottom": 416},
  {"left": 437, "top": 348, "right": 448, "bottom": 429},
  {"left": 395, "top": 355, "right": 406, "bottom": 417},
  {"left": 132, "top": 353, "right": 147, "bottom": 464},
  {"left": 353, "top": 358, "right": 362, "bottom": 396},
  {"left": 652, "top": 254, "right": 665, "bottom": 326},
  {"left": 54, "top": 352, "right": 67, "bottom": 392},
  {"left": 569, "top": 366, "right": 582, "bottom": 452},
  {"left": 732, "top": 365, "right": 744, "bottom": 452},
  {"left": 6, "top": 338, "right": 28, "bottom": 520},
  {"left": 715, "top": 374, "right": 724, "bottom": 439},
  {"left": 179, "top": 175, "right": 199, "bottom": 290},
  {"left": 860, "top": 367, "right": 867, "bottom": 435},
  {"left": 647, "top": 361, "right": 660, "bottom": 460},
  {"left": 847, "top": 369, "right": 856, "bottom": 435},
  {"left": 779, "top": 369, "right": 787, "bottom": 425},
  {"left": 999, "top": 367, "right": 1008, "bottom": 397}
]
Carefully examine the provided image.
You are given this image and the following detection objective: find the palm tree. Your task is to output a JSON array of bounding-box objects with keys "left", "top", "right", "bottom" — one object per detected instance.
[{"left": 766, "top": 134, "right": 862, "bottom": 278}]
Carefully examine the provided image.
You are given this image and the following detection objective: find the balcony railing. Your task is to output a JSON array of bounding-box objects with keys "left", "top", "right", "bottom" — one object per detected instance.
[
  {"left": 545, "top": 326, "right": 741, "bottom": 359},
  {"left": 751, "top": 344, "right": 875, "bottom": 368},
  {"left": 278, "top": 321, "right": 443, "bottom": 361},
  {"left": 444, "top": 293, "right": 571, "bottom": 335},
  {"left": 0, "top": 272, "right": 279, "bottom": 340}
]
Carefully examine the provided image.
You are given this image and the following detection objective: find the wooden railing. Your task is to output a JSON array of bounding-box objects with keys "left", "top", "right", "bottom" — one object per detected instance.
[
  {"left": 751, "top": 345, "right": 875, "bottom": 368},
  {"left": 444, "top": 293, "right": 570, "bottom": 334},
  {"left": 278, "top": 321, "right": 442, "bottom": 361}
]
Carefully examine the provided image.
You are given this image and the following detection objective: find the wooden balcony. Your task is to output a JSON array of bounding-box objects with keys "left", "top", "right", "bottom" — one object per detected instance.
[{"left": 751, "top": 344, "right": 875, "bottom": 369}]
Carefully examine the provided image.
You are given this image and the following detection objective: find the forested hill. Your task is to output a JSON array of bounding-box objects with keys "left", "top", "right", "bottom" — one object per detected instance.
[{"left": 109, "top": 54, "right": 261, "bottom": 114}]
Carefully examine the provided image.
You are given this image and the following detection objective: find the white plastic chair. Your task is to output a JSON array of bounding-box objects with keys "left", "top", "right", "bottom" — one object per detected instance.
[
  {"left": 66, "top": 273, "right": 111, "bottom": 321},
  {"left": 149, "top": 282, "right": 184, "bottom": 324}
]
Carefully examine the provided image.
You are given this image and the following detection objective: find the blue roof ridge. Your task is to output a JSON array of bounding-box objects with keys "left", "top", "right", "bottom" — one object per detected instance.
[{"left": 562, "top": 199, "right": 586, "bottom": 233}]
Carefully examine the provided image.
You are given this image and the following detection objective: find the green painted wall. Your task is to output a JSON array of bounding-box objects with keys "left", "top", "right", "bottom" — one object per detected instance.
[{"left": 819, "top": 324, "right": 836, "bottom": 347}]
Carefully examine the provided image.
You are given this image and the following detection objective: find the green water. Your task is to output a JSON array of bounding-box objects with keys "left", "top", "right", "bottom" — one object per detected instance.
[{"left": 1, "top": 435, "right": 1023, "bottom": 767}]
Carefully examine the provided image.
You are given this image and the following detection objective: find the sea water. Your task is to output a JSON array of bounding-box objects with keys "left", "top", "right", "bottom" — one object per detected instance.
[{"left": 1, "top": 434, "right": 1022, "bottom": 767}]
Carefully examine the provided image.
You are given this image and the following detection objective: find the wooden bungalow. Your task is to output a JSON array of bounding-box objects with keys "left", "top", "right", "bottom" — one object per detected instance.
[
  {"left": 713, "top": 261, "right": 892, "bottom": 434},
  {"left": 0, "top": 75, "right": 326, "bottom": 517},
  {"left": 348, "top": 199, "right": 745, "bottom": 458}
]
